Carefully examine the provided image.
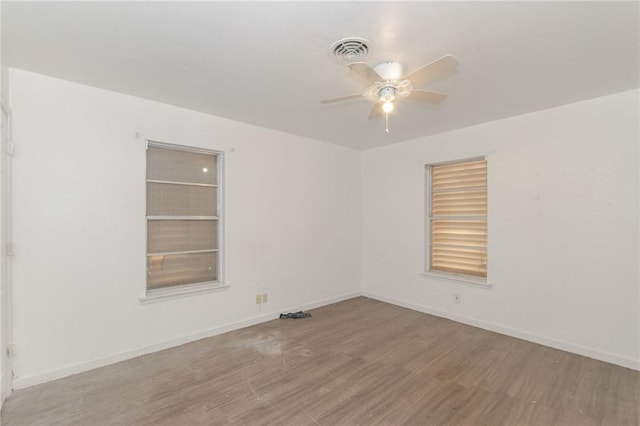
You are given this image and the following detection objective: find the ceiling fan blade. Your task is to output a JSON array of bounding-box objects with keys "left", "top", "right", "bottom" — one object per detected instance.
[
  {"left": 368, "top": 103, "right": 383, "bottom": 120},
  {"left": 408, "top": 90, "right": 448, "bottom": 104},
  {"left": 349, "top": 62, "right": 384, "bottom": 85},
  {"left": 320, "top": 94, "right": 363, "bottom": 104},
  {"left": 403, "top": 55, "right": 458, "bottom": 88}
]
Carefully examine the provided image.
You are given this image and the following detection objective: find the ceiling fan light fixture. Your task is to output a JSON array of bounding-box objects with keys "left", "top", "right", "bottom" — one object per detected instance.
[
  {"left": 382, "top": 101, "right": 394, "bottom": 113},
  {"left": 378, "top": 86, "right": 396, "bottom": 102}
]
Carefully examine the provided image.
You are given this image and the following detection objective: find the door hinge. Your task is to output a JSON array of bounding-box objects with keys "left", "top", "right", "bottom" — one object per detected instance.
[
  {"left": 6, "top": 242, "right": 15, "bottom": 256},
  {"left": 7, "top": 144, "right": 15, "bottom": 156},
  {"left": 7, "top": 344, "right": 15, "bottom": 358}
]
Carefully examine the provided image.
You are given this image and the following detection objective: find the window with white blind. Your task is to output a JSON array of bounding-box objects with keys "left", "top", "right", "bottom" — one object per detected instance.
[
  {"left": 146, "top": 142, "right": 222, "bottom": 293},
  {"left": 427, "top": 158, "right": 487, "bottom": 279}
]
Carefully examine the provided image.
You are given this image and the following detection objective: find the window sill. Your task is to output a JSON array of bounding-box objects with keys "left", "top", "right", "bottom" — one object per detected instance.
[
  {"left": 420, "top": 271, "right": 492, "bottom": 288},
  {"left": 140, "top": 282, "right": 230, "bottom": 304}
]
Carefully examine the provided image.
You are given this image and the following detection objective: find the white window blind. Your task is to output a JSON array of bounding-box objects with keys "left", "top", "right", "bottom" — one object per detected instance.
[
  {"left": 428, "top": 159, "right": 487, "bottom": 278},
  {"left": 146, "top": 143, "right": 221, "bottom": 291}
]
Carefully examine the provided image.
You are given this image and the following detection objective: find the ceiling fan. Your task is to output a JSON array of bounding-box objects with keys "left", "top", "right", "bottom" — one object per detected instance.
[{"left": 321, "top": 55, "right": 458, "bottom": 132}]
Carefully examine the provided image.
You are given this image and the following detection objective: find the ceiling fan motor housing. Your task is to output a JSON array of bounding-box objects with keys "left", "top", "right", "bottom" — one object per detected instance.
[{"left": 373, "top": 61, "right": 404, "bottom": 81}]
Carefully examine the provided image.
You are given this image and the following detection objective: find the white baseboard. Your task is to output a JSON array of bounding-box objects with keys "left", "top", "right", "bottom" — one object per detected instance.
[
  {"left": 12, "top": 291, "right": 360, "bottom": 390},
  {"left": 361, "top": 291, "right": 640, "bottom": 371}
]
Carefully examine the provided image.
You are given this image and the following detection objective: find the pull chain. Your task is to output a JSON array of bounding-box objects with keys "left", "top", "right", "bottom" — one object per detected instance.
[{"left": 385, "top": 111, "right": 390, "bottom": 133}]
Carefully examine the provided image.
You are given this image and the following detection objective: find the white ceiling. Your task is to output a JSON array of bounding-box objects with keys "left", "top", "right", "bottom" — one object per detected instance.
[{"left": 3, "top": 1, "right": 639, "bottom": 150}]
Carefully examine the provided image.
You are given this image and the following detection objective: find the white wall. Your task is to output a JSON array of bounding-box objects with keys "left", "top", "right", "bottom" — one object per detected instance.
[
  {"left": 362, "top": 90, "right": 640, "bottom": 369},
  {"left": 0, "top": 3, "right": 13, "bottom": 402},
  {"left": 0, "top": 90, "right": 9, "bottom": 404},
  {"left": 9, "top": 69, "right": 362, "bottom": 387}
]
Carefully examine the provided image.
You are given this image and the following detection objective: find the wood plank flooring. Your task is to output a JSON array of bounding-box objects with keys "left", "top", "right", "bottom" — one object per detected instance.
[{"left": 2, "top": 297, "right": 638, "bottom": 425}]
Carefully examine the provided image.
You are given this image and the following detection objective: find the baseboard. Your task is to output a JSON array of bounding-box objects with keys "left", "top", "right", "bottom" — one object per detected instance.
[
  {"left": 361, "top": 291, "right": 640, "bottom": 371},
  {"left": 12, "top": 291, "right": 360, "bottom": 390}
]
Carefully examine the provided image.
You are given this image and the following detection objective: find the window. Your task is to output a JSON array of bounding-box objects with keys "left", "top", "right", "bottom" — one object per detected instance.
[
  {"left": 427, "top": 158, "right": 487, "bottom": 279},
  {"left": 146, "top": 141, "right": 222, "bottom": 293}
]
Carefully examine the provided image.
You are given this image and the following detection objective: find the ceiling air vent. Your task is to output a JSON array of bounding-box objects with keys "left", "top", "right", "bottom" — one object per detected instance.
[{"left": 330, "top": 37, "right": 370, "bottom": 64}]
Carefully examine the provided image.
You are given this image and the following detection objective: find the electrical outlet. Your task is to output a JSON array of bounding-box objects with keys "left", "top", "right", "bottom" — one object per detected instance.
[
  {"left": 262, "top": 293, "right": 268, "bottom": 303},
  {"left": 453, "top": 294, "right": 461, "bottom": 304},
  {"left": 255, "top": 294, "right": 262, "bottom": 304}
]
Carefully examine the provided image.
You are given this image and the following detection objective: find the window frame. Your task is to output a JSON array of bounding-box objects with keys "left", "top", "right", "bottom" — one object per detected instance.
[
  {"left": 423, "top": 156, "right": 490, "bottom": 287},
  {"left": 141, "top": 140, "right": 227, "bottom": 303}
]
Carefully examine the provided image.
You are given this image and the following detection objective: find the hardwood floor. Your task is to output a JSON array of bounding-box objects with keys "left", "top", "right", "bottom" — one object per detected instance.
[{"left": 2, "top": 297, "right": 638, "bottom": 425}]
